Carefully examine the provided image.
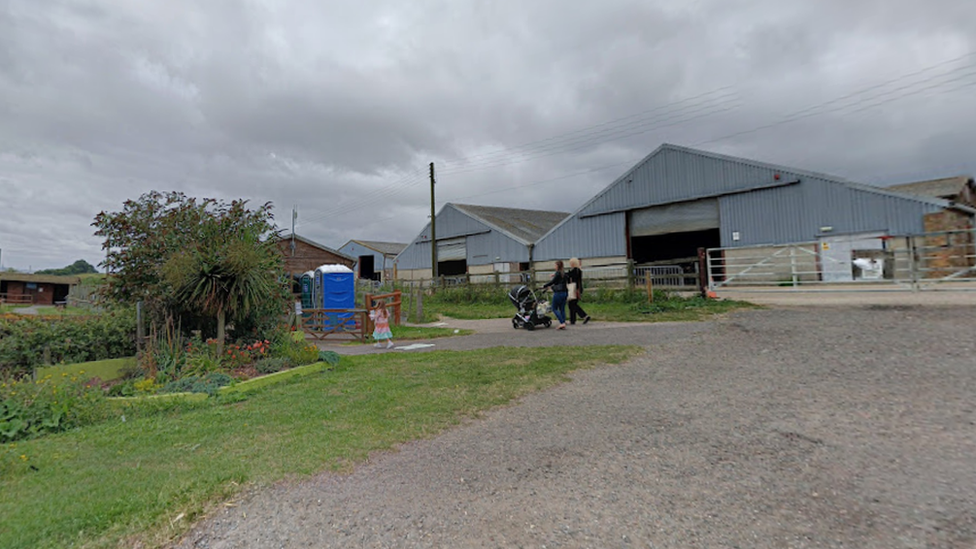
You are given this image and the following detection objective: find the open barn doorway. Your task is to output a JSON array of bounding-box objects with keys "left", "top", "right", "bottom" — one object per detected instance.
[{"left": 358, "top": 255, "right": 380, "bottom": 281}]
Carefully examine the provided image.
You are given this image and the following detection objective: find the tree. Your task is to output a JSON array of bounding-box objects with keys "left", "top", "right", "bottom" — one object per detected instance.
[
  {"left": 92, "top": 192, "right": 289, "bottom": 345},
  {"left": 161, "top": 205, "right": 287, "bottom": 353},
  {"left": 36, "top": 259, "right": 99, "bottom": 276}
]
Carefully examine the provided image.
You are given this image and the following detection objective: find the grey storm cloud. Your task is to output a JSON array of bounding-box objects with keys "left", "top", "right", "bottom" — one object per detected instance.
[{"left": 1, "top": 0, "right": 975, "bottom": 271}]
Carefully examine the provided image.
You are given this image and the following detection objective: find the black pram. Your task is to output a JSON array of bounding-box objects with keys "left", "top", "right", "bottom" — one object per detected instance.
[{"left": 507, "top": 285, "right": 552, "bottom": 330}]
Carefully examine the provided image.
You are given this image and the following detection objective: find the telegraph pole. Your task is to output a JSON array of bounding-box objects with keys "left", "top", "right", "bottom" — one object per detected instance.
[
  {"left": 291, "top": 205, "right": 297, "bottom": 256},
  {"left": 430, "top": 162, "right": 438, "bottom": 279}
]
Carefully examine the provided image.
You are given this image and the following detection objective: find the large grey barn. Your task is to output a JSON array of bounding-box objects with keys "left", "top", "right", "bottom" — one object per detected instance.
[
  {"left": 533, "top": 144, "right": 975, "bottom": 277},
  {"left": 395, "top": 203, "right": 569, "bottom": 281}
]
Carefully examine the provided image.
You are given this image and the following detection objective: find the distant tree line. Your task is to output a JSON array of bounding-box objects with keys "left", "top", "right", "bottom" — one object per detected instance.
[{"left": 35, "top": 259, "right": 99, "bottom": 276}]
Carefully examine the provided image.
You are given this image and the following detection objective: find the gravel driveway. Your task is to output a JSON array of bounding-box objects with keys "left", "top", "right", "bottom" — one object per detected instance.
[{"left": 175, "top": 304, "right": 976, "bottom": 548}]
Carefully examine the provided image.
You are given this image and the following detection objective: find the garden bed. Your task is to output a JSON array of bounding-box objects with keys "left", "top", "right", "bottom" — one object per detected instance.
[{"left": 105, "top": 361, "right": 333, "bottom": 404}]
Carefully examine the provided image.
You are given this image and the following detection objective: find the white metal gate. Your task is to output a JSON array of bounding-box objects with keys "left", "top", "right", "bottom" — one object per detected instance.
[{"left": 707, "top": 229, "right": 976, "bottom": 291}]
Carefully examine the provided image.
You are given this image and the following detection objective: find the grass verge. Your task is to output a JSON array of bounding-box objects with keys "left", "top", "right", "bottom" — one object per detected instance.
[
  {"left": 35, "top": 357, "right": 137, "bottom": 383},
  {"left": 1, "top": 345, "right": 641, "bottom": 549}
]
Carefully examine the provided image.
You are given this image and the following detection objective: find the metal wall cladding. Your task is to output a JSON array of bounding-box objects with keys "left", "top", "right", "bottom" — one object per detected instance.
[
  {"left": 338, "top": 242, "right": 394, "bottom": 274},
  {"left": 719, "top": 179, "right": 939, "bottom": 247},
  {"left": 533, "top": 212, "right": 627, "bottom": 261},
  {"left": 581, "top": 146, "right": 792, "bottom": 217},
  {"left": 395, "top": 239, "right": 432, "bottom": 270},
  {"left": 395, "top": 208, "right": 532, "bottom": 269},
  {"left": 466, "top": 232, "right": 530, "bottom": 266}
]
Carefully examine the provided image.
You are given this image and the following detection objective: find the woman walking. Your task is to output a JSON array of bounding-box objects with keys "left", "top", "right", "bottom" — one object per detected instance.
[
  {"left": 566, "top": 257, "right": 591, "bottom": 325},
  {"left": 543, "top": 260, "right": 569, "bottom": 329}
]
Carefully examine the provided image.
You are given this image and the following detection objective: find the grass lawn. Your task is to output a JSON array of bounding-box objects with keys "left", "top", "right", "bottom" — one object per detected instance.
[
  {"left": 0, "top": 345, "right": 641, "bottom": 549},
  {"left": 391, "top": 325, "right": 474, "bottom": 340}
]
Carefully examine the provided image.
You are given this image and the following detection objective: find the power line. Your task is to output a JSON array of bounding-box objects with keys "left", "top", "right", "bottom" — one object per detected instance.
[
  {"left": 434, "top": 87, "right": 736, "bottom": 169},
  {"left": 437, "top": 95, "right": 740, "bottom": 177},
  {"left": 304, "top": 89, "right": 742, "bottom": 222},
  {"left": 305, "top": 51, "right": 976, "bottom": 228},
  {"left": 693, "top": 55, "right": 976, "bottom": 147}
]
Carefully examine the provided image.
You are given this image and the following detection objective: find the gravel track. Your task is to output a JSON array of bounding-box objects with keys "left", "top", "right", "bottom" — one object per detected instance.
[{"left": 175, "top": 305, "right": 976, "bottom": 548}]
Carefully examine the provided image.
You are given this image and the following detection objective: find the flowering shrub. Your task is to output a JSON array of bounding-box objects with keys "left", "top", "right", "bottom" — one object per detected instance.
[
  {"left": 284, "top": 342, "right": 320, "bottom": 367},
  {"left": 223, "top": 339, "right": 271, "bottom": 370},
  {"left": 0, "top": 372, "right": 105, "bottom": 442}
]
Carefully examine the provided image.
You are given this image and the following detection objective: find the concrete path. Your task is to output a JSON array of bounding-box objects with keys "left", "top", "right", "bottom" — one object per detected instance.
[{"left": 315, "top": 316, "right": 710, "bottom": 356}]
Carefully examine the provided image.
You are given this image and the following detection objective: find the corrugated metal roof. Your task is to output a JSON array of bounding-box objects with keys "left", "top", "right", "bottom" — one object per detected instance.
[
  {"left": 451, "top": 204, "right": 570, "bottom": 245},
  {"left": 352, "top": 240, "right": 408, "bottom": 256},
  {"left": 885, "top": 176, "right": 973, "bottom": 199}
]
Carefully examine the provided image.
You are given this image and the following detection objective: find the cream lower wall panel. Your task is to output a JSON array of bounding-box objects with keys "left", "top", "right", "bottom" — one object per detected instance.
[{"left": 396, "top": 269, "right": 432, "bottom": 281}]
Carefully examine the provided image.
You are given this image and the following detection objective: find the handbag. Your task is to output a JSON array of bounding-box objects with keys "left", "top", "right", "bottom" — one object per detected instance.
[{"left": 566, "top": 282, "right": 578, "bottom": 301}]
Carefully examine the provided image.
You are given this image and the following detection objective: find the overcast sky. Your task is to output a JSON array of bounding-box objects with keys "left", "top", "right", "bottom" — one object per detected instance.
[{"left": 1, "top": 0, "right": 975, "bottom": 271}]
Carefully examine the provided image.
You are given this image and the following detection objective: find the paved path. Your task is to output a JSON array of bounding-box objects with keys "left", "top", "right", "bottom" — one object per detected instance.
[{"left": 314, "top": 317, "right": 709, "bottom": 356}]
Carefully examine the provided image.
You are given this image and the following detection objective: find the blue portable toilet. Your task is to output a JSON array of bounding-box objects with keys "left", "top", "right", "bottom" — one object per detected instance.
[{"left": 315, "top": 264, "right": 355, "bottom": 329}]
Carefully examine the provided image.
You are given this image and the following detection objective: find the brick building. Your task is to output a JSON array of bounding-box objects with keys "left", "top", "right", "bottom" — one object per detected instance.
[{"left": 276, "top": 234, "right": 355, "bottom": 285}]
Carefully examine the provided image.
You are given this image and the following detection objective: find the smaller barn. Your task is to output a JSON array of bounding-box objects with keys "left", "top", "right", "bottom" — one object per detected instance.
[
  {"left": 395, "top": 203, "right": 570, "bottom": 282},
  {"left": 0, "top": 273, "right": 80, "bottom": 305},
  {"left": 276, "top": 234, "right": 356, "bottom": 294},
  {"left": 338, "top": 240, "right": 407, "bottom": 282}
]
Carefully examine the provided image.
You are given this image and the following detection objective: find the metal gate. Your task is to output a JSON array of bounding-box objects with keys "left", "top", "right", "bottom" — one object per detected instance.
[{"left": 706, "top": 229, "right": 976, "bottom": 291}]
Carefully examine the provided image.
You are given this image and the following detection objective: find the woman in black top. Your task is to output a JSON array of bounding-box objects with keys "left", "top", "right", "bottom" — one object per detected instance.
[
  {"left": 542, "top": 260, "right": 569, "bottom": 329},
  {"left": 566, "top": 257, "right": 591, "bottom": 325}
]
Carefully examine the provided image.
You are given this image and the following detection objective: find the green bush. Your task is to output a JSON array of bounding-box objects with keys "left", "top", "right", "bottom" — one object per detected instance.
[
  {"left": 0, "top": 373, "right": 105, "bottom": 442},
  {"left": 629, "top": 294, "right": 711, "bottom": 314},
  {"left": 254, "top": 357, "right": 289, "bottom": 374},
  {"left": 590, "top": 287, "right": 668, "bottom": 304},
  {"left": 0, "top": 310, "right": 137, "bottom": 379},
  {"left": 280, "top": 340, "right": 319, "bottom": 367},
  {"left": 427, "top": 285, "right": 509, "bottom": 305},
  {"left": 317, "top": 350, "right": 340, "bottom": 367},
  {"left": 160, "top": 372, "right": 232, "bottom": 396}
]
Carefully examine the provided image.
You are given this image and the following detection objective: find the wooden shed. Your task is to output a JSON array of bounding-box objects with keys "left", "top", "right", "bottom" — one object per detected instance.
[
  {"left": 276, "top": 234, "right": 356, "bottom": 293},
  {"left": 0, "top": 273, "right": 81, "bottom": 306}
]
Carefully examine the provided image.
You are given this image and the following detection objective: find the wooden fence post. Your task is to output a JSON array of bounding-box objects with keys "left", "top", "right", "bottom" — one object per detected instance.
[
  {"left": 415, "top": 289, "right": 423, "bottom": 322},
  {"left": 626, "top": 259, "right": 636, "bottom": 290},
  {"left": 697, "top": 247, "right": 709, "bottom": 298}
]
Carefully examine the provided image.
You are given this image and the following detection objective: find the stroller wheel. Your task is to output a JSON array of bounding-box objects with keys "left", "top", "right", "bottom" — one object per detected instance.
[
  {"left": 512, "top": 318, "right": 519, "bottom": 329},
  {"left": 544, "top": 319, "right": 552, "bottom": 328},
  {"left": 525, "top": 322, "right": 535, "bottom": 331}
]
